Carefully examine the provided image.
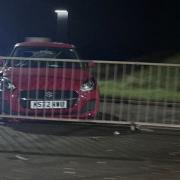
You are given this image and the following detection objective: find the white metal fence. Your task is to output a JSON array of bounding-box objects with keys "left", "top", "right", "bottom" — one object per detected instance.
[{"left": 0, "top": 57, "right": 180, "bottom": 128}]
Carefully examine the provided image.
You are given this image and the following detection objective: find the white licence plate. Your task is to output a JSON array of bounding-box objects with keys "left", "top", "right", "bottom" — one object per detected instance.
[{"left": 30, "top": 101, "right": 67, "bottom": 109}]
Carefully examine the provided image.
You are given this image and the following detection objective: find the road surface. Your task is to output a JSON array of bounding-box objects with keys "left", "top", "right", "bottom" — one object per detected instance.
[{"left": 0, "top": 121, "right": 180, "bottom": 179}]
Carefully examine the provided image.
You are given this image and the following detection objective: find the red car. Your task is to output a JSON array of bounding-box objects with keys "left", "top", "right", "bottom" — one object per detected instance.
[{"left": 0, "top": 40, "right": 100, "bottom": 119}]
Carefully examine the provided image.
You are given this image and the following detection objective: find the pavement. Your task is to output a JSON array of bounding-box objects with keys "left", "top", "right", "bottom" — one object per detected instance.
[
  {"left": 99, "top": 101, "right": 180, "bottom": 124},
  {"left": 0, "top": 120, "right": 180, "bottom": 179}
]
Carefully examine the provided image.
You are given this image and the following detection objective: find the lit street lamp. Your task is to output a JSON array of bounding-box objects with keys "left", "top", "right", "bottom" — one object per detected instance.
[{"left": 54, "top": 9, "right": 69, "bottom": 42}]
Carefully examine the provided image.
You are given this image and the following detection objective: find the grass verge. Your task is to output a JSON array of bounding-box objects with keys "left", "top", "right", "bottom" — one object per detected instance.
[{"left": 98, "top": 60, "right": 180, "bottom": 102}]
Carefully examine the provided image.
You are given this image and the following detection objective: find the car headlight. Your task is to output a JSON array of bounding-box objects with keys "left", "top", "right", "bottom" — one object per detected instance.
[
  {"left": 0, "top": 77, "right": 16, "bottom": 91},
  {"left": 80, "top": 78, "right": 96, "bottom": 92}
]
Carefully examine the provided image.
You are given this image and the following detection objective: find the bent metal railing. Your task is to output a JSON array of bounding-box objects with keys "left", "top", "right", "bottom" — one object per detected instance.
[{"left": 0, "top": 57, "right": 180, "bottom": 129}]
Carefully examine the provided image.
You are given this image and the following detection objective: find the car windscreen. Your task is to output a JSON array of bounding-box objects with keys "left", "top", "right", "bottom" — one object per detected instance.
[
  {"left": 11, "top": 46, "right": 78, "bottom": 59},
  {"left": 6, "top": 60, "right": 82, "bottom": 68},
  {"left": 7, "top": 46, "right": 82, "bottom": 68}
]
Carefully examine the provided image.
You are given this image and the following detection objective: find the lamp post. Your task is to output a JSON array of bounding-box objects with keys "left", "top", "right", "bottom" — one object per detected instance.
[{"left": 54, "top": 9, "right": 69, "bottom": 42}]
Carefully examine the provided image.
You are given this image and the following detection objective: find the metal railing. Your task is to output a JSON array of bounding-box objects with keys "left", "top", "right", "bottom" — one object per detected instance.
[{"left": 0, "top": 57, "right": 180, "bottom": 128}]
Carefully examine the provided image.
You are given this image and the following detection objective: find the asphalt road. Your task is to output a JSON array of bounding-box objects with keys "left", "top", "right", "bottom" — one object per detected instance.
[{"left": 0, "top": 121, "right": 180, "bottom": 180}]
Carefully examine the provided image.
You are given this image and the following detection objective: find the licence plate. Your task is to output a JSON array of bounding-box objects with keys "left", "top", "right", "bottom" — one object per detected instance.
[{"left": 30, "top": 101, "right": 67, "bottom": 109}]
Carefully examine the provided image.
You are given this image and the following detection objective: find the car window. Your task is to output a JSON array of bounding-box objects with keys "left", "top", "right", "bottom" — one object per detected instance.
[
  {"left": 7, "top": 47, "right": 82, "bottom": 68},
  {"left": 11, "top": 47, "right": 78, "bottom": 59},
  {"left": 6, "top": 60, "right": 81, "bottom": 68}
]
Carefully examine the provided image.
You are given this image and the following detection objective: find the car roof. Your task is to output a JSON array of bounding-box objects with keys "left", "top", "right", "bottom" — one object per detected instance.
[{"left": 15, "top": 41, "right": 75, "bottom": 49}]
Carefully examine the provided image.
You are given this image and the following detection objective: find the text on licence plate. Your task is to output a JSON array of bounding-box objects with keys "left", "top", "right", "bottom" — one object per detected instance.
[{"left": 30, "top": 101, "right": 67, "bottom": 109}]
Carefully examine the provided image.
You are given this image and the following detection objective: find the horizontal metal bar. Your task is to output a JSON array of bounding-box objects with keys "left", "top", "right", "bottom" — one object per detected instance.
[
  {"left": 1, "top": 56, "right": 180, "bottom": 67},
  {"left": 1, "top": 114, "right": 180, "bottom": 131},
  {"left": 136, "top": 122, "right": 180, "bottom": 129},
  {"left": 1, "top": 57, "right": 86, "bottom": 63},
  {"left": 0, "top": 114, "right": 131, "bottom": 125}
]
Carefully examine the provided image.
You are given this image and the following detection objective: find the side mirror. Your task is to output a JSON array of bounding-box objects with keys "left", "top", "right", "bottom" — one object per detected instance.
[
  {"left": 88, "top": 61, "right": 96, "bottom": 68},
  {"left": 0, "top": 58, "right": 4, "bottom": 67}
]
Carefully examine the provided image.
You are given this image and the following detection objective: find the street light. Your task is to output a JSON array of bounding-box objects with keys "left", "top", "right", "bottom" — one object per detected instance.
[
  {"left": 54, "top": 9, "right": 69, "bottom": 42},
  {"left": 55, "top": 10, "right": 68, "bottom": 16}
]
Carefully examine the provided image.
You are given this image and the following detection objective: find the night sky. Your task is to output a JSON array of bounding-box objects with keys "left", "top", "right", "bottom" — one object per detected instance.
[{"left": 0, "top": 0, "right": 179, "bottom": 60}]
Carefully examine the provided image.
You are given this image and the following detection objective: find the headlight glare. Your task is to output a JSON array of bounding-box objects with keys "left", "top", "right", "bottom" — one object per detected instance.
[
  {"left": 80, "top": 78, "right": 96, "bottom": 92},
  {"left": 0, "top": 77, "right": 16, "bottom": 91}
]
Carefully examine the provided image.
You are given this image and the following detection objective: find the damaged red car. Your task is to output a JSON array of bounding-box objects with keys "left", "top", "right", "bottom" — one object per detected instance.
[{"left": 0, "top": 41, "right": 100, "bottom": 119}]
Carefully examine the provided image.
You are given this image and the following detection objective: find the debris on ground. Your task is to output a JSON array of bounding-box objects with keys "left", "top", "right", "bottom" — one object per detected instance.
[
  {"left": 15, "top": 154, "right": 29, "bottom": 161},
  {"left": 113, "top": 131, "right": 120, "bottom": 135}
]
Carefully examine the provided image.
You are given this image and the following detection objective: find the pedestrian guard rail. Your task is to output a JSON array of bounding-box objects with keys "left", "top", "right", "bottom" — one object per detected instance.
[{"left": 0, "top": 57, "right": 180, "bottom": 129}]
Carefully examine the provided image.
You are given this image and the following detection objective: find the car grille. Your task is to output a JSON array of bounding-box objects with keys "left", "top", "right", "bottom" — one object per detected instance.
[{"left": 20, "top": 90, "right": 79, "bottom": 109}]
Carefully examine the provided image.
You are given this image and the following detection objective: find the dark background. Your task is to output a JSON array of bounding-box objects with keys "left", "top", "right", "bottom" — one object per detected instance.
[{"left": 0, "top": 0, "right": 179, "bottom": 60}]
